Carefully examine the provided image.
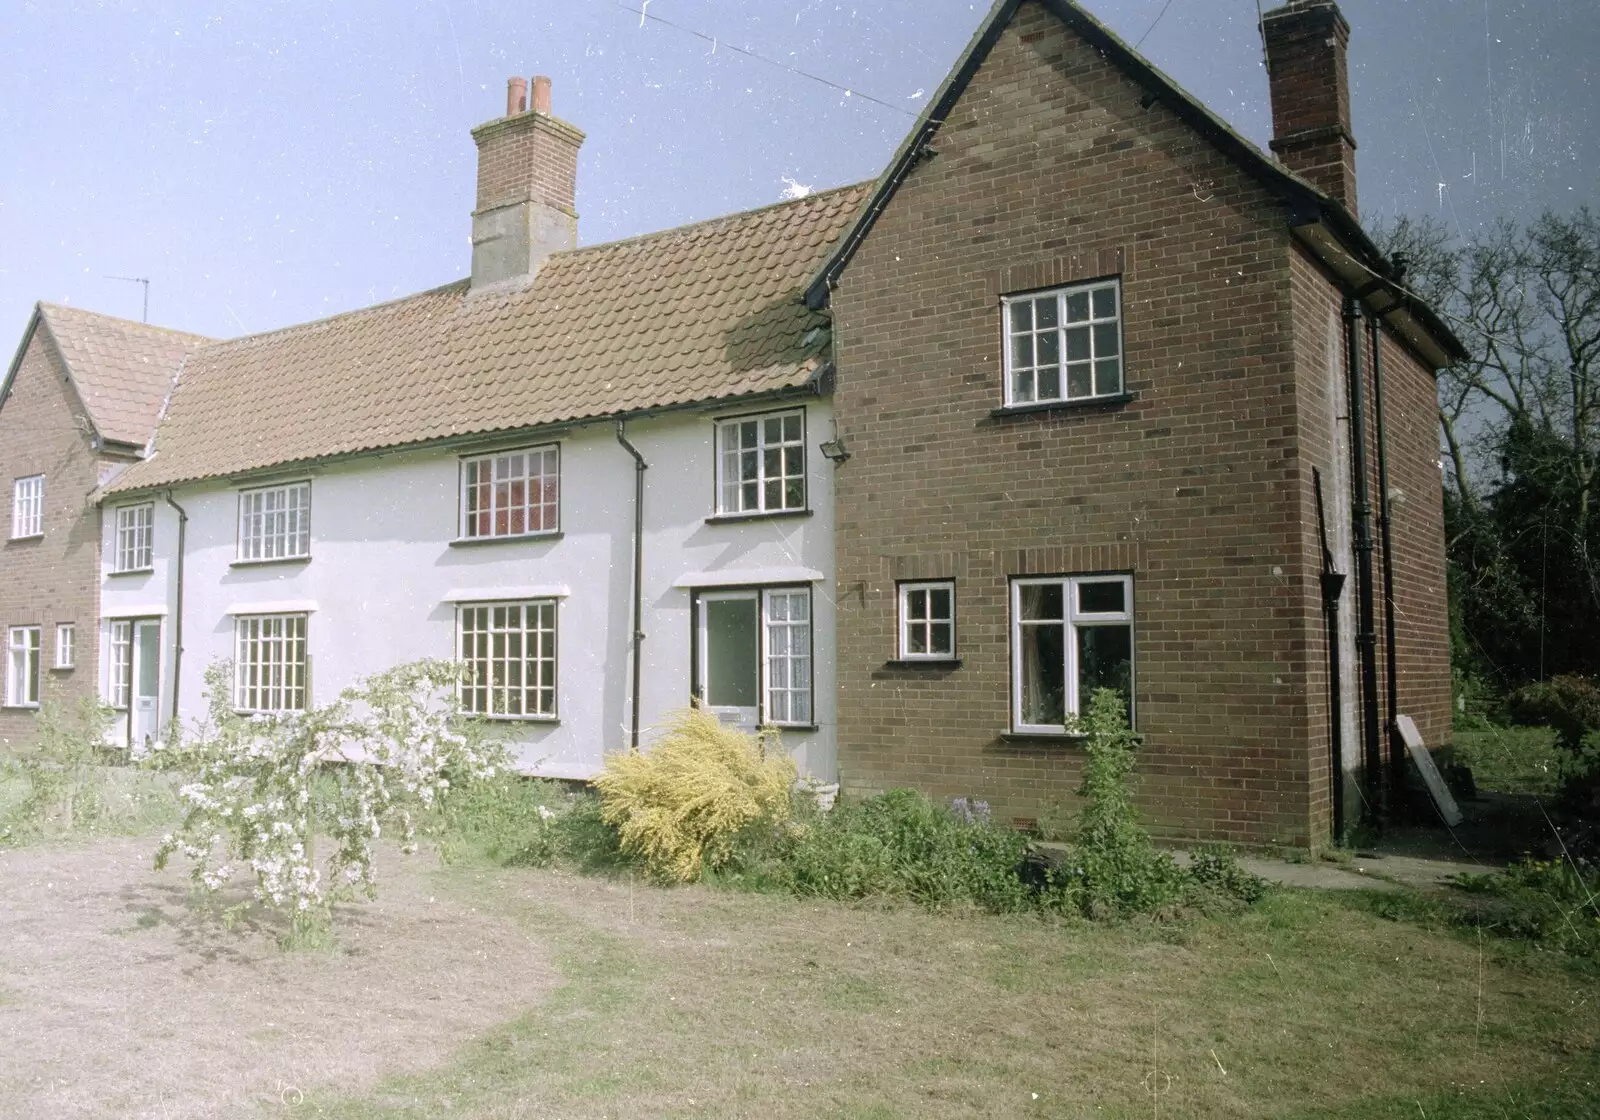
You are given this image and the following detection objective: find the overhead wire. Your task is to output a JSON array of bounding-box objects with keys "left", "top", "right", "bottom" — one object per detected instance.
[
  {"left": 1135, "top": 0, "right": 1179, "bottom": 49},
  {"left": 613, "top": 2, "right": 919, "bottom": 118}
]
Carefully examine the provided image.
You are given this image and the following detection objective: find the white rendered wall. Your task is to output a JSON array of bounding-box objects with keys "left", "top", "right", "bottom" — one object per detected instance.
[{"left": 99, "top": 400, "right": 837, "bottom": 781}]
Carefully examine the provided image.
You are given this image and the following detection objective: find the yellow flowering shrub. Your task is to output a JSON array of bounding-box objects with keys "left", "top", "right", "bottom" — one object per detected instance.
[{"left": 595, "top": 707, "right": 795, "bottom": 883}]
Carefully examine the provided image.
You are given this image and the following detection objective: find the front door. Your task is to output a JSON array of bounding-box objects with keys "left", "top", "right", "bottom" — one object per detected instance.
[
  {"left": 696, "top": 591, "right": 760, "bottom": 730},
  {"left": 130, "top": 619, "right": 161, "bottom": 749}
]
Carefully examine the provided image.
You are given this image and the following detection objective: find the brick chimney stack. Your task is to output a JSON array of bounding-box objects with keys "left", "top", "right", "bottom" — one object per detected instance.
[
  {"left": 1261, "top": 0, "right": 1358, "bottom": 216},
  {"left": 470, "top": 75, "right": 584, "bottom": 290}
]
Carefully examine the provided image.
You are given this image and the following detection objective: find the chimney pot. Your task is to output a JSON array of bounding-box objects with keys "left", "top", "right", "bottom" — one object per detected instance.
[
  {"left": 531, "top": 75, "right": 552, "bottom": 115},
  {"left": 506, "top": 76, "right": 528, "bottom": 117}
]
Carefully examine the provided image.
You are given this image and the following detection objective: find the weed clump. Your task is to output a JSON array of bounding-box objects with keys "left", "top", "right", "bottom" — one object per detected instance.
[{"left": 594, "top": 707, "right": 796, "bottom": 883}]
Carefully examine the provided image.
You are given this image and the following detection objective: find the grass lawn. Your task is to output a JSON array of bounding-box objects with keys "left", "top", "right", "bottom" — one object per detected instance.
[
  {"left": 1450, "top": 726, "right": 1565, "bottom": 796},
  {"left": 2, "top": 834, "right": 1595, "bottom": 1119}
]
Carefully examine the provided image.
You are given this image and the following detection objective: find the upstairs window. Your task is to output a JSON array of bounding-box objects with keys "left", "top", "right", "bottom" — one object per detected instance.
[
  {"left": 114, "top": 504, "right": 155, "bottom": 572},
  {"left": 460, "top": 446, "right": 560, "bottom": 539},
  {"left": 1003, "top": 279, "right": 1123, "bottom": 407},
  {"left": 898, "top": 581, "right": 956, "bottom": 660},
  {"left": 237, "top": 482, "right": 311, "bottom": 562},
  {"left": 1011, "top": 574, "right": 1133, "bottom": 734},
  {"left": 12, "top": 475, "right": 43, "bottom": 539},
  {"left": 715, "top": 409, "right": 806, "bottom": 516},
  {"left": 6, "top": 626, "right": 41, "bottom": 708}
]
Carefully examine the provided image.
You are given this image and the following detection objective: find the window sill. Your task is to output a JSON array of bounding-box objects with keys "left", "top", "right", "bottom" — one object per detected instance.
[
  {"left": 704, "top": 509, "right": 813, "bottom": 525},
  {"left": 990, "top": 392, "right": 1135, "bottom": 419},
  {"left": 768, "top": 723, "right": 818, "bottom": 733},
  {"left": 49, "top": 666, "right": 74, "bottom": 673},
  {"left": 230, "top": 555, "right": 311, "bottom": 569},
  {"left": 7, "top": 534, "right": 43, "bottom": 544},
  {"left": 2, "top": 704, "right": 41, "bottom": 711},
  {"left": 474, "top": 715, "right": 560, "bottom": 724},
  {"left": 883, "top": 658, "right": 962, "bottom": 670},
  {"left": 1000, "top": 731, "right": 1088, "bottom": 745},
  {"left": 108, "top": 567, "right": 155, "bottom": 578},
  {"left": 449, "top": 531, "right": 564, "bottom": 548}
]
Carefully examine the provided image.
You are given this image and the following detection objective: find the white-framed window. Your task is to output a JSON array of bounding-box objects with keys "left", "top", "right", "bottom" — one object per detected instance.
[
  {"left": 234, "top": 614, "right": 308, "bottom": 713},
  {"left": 237, "top": 482, "right": 311, "bottom": 562},
  {"left": 11, "top": 475, "right": 44, "bottom": 539},
  {"left": 6, "top": 626, "right": 41, "bottom": 708},
  {"left": 457, "top": 601, "right": 557, "bottom": 718},
  {"left": 898, "top": 580, "right": 956, "bottom": 660},
  {"left": 460, "top": 445, "right": 560, "bottom": 539},
  {"left": 714, "top": 408, "right": 806, "bottom": 515},
  {"left": 54, "top": 624, "right": 74, "bottom": 670},
  {"left": 695, "top": 586, "right": 812, "bottom": 727},
  {"left": 109, "top": 620, "right": 132, "bottom": 708},
  {"left": 1011, "top": 574, "right": 1134, "bottom": 734},
  {"left": 114, "top": 504, "right": 155, "bottom": 573},
  {"left": 1002, "top": 279, "right": 1123, "bottom": 406}
]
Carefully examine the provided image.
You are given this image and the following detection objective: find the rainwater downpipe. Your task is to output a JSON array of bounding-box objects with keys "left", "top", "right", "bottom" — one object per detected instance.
[
  {"left": 1368, "top": 315, "right": 1403, "bottom": 807},
  {"left": 615, "top": 420, "right": 648, "bottom": 751},
  {"left": 161, "top": 490, "right": 188, "bottom": 732},
  {"left": 1343, "top": 298, "right": 1385, "bottom": 824}
]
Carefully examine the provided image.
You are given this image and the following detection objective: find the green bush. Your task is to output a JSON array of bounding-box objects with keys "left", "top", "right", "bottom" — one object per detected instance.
[
  {"left": 1, "top": 693, "right": 119, "bottom": 842},
  {"left": 776, "top": 789, "right": 1033, "bottom": 912},
  {"left": 1187, "top": 843, "right": 1271, "bottom": 906},
  {"left": 1509, "top": 674, "right": 1600, "bottom": 753},
  {"left": 1455, "top": 857, "right": 1600, "bottom": 959}
]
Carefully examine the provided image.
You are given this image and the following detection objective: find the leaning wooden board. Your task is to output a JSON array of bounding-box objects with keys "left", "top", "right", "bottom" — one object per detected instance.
[{"left": 1396, "top": 714, "right": 1464, "bottom": 827}]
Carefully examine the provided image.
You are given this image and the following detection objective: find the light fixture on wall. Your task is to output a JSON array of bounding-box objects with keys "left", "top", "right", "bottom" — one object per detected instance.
[{"left": 818, "top": 429, "right": 851, "bottom": 464}]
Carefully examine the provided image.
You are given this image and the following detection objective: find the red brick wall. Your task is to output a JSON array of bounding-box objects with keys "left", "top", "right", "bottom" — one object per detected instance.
[
  {"left": 472, "top": 113, "right": 582, "bottom": 216},
  {"left": 0, "top": 324, "right": 112, "bottom": 747},
  {"left": 829, "top": 2, "right": 1328, "bottom": 846}
]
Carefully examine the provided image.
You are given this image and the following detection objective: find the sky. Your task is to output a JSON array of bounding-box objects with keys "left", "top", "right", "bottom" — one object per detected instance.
[{"left": 1, "top": 0, "right": 1595, "bottom": 342}]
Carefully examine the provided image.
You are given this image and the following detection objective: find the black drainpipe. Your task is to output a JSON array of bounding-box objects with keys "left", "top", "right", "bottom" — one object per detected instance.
[
  {"left": 161, "top": 490, "right": 188, "bottom": 735},
  {"left": 1344, "top": 298, "right": 1384, "bottom": 824},
  {"left": 1368, "top": 315, "right": 1403, "bottom": 811},
  {"left": 615, "top": 420, "right": 648, "bottom": 751},
  {"left": 1313, "top": 468, "right": 1347, "bottom": 842}
]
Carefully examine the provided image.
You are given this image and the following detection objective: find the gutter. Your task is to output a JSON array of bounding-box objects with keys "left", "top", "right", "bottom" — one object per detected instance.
[
  {"left": 161, "top": 490, "right": 189, "bottom": 734},
  {"left": 614, "top": 420, "right": 648, "bottom": 751}
]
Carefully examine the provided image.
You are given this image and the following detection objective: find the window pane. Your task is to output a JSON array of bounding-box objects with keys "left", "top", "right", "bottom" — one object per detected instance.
[
  {"left": 1011, "top": 334, "right": 1033, "bottom": 370},
  {"left": 930, "top": 623, "right": 952, "bottom": 655},
  {"left": 906, "top": 589, "right": 927, "bottom": 621},
  {"left": 1036, "top": 331, "right": 1060, "bottom": 368},
  {"left": 1034, "top": 296, "right": 1058, "bottom": 329},
  {"left": 1096, "top": 357, "right": 1122, "bottom": 396},
  {"left": 783, "top": 414, "right": 801, "bottom": 442},
  {"left": 929, "top": 588, "right": 951, "bottom": 619},
  {"left": 1037, "top": 365, "right": 1060, "bottom": 401},
  {"left": 1077, "top": 624, "right": 1133, "bottom": 718},
  {"left": 1093, "top": 322, "right": 1119, "bottom": 357},
  {"left": 907, "top": 626, "right": 927, "bottom": 655},
  {"left": 1019, "top": 623, "right": 1066, "bottom": 726},
  {"left": 1065, "top": 326, "right": 1090, "bottom": 362},
  {"left": 1067, "top": 362, "right": 1093, "bottom": 398},
  {"left": 705, "top": 597, "right": 758, "bottom": 708},
  {"left": 1078, "top": 580, "right": 1126, "bottom": 614},
  {"left": 1019, "top": 583, "right": 1064, "bottom": 620},
  {"left": 1092, "top": 286, "right": 1117, "bottom": 320},
  {"left": 1009, "top": 301, "right": 1032, "bottom": 332},
  {"left": 1065, "top": 291, "right": 1090, "bottom": 322}
]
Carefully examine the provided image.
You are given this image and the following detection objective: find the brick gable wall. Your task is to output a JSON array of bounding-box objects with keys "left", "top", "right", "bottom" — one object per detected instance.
[
  {"left": 0, "top": 326, "right": 112, "bottom": 747},
  {"left": 828, "top": 1, "right": 1450, "bottom": 846}
]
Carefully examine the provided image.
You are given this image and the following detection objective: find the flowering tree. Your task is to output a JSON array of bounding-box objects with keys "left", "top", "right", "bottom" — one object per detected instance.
[{"left": 148, "top": 659, "right": 506, "bottom": 934}]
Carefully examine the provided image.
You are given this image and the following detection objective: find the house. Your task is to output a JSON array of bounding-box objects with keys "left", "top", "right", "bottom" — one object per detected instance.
[
  {"left": 95, "top": 75, "right": 864, "bottom": 781},
  {"left": 58, "top": 0, "right": 1457, "bottom": 846},
  {"left": 0, "top": 304, "right": 207, "bottom": 746},
  {"left": 812, "top": 0, "right": 1464, "bottom": 846}
]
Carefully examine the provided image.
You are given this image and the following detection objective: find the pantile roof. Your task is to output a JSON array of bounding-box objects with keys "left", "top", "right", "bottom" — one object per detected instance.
[
  {"left": 106, "top": 182, "right": 869, "bottom": 494},
  {"left": 32, "top": 304, "right": 211, "bottom": 446}
]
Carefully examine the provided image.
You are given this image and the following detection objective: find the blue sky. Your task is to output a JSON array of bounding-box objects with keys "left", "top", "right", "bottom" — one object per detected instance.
[{"left": 2, "top": 0, "right": 1594, "bottom": 341}]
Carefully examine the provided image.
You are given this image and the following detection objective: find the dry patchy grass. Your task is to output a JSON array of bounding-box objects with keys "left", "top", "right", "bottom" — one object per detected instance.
[{"left": 1, "top": 834, "right": 1596, "bottom": 1119}]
